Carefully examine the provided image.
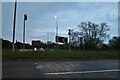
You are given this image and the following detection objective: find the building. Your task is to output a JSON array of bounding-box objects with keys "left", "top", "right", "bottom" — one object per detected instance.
[{"left": 32, "top": 40, "right": 41, "bottom": 49}]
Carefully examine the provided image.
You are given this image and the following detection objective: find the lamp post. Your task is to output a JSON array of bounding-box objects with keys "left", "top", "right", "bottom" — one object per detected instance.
[
  {"left": 12, "top": 0, "right": 17, "bottom": 52},
  {"left": 23, "top": 13, "right": 27, "bottom": 51},
  {"left": 54, "top": 16, "right": 58, "bottom": 37},
  {"left": 54, "top": 16, "right": 59, "bottom": 51},
  {"left": 68, "top": 29, "right": 71, "bottom": 51}
]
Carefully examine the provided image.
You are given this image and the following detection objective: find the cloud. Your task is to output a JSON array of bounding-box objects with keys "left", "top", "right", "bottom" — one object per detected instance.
[{"left": 2, "top": 2, "right": 118, "bottom": 44}]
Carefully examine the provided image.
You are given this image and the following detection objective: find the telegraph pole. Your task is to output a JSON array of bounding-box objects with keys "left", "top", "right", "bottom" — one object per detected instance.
[
  {"left": 12, "top": 0, "right": 17, "bottom": 52},
  {"left": 23, "top": 14, "right": 27, "bottom": 51}
]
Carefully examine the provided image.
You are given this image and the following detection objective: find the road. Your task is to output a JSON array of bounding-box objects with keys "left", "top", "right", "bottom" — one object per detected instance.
[{"left": 2, "top": 59, "right": 120, "bottom": 79}]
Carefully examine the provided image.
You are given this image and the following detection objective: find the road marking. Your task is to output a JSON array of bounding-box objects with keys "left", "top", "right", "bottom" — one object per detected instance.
[
  {"left": 45, "top": 69, "right": 120, "bottom": 75},
  {"left": 34, "top": 63, "right": 37, "bottom": 64},
  {"left": 36, "top": 66, "right": 43, "bottom": 69}
]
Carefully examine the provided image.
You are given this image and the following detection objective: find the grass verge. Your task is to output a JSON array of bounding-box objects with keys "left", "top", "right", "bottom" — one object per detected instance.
[{"left": 2, "top": 49, "right": 120, "bottom": 59}]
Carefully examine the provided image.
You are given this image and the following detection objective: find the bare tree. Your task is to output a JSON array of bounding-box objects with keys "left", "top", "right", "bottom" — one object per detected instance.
[{"left": 70, "top": 22, "right": 110, "bottom": 49}]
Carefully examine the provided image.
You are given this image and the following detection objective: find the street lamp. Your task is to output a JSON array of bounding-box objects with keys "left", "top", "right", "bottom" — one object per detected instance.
[
  {"left": 54, "top": 16, "right": 59, "bottom": 51},
  {"left": 12, "top": 0, "right": 17, "bottom": 52},
  {"left": 23, "top": 13, "right": 27, "bottom": 51},
  {"left": 54, "top": 16, "right": 58, "bottom": 37},
  {"left": 68, "top": 29, "right": 72, "bottom": 51}
]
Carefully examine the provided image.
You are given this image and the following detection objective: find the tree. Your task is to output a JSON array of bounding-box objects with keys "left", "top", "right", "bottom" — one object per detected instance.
[
  {"left": 2, "top": 39, "right": 12, "bottom": 49},
  {"left": 70, "top": 22, "right": 110, "bottom": 50},
  {"left": 15, "top": 41, "right": 23, "bottom": 49},
  {"left": 100, "top": 44, "right": 109, "bottom": 51},
  {"left": 15, "top": 40, "right": 32, "bottom": 49},
  {"left": 109, "top": 36, "right": 120, "bottom": 50}
]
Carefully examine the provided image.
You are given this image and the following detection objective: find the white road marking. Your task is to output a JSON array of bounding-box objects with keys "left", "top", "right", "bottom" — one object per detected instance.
[
  {"left": 45, "top": 69, "right": 120, "bottom": 75},
  {"left": 36, "top": 66, "right": 43, "bottom": 69}
]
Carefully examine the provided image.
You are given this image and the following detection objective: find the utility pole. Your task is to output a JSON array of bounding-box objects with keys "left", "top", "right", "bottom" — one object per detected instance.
[
  {"left": 23, "top": 14, "right": 27, "bottom": 51},
  {"left": 12, "top": 0, "right": 17, "bottom": 52}
]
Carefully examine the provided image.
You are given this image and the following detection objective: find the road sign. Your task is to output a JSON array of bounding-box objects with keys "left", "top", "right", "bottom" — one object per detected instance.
[{"left": 56, "top": 36, "right": 68, "bottom": 43}]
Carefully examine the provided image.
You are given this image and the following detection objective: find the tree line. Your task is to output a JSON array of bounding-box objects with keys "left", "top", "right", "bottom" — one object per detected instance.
[
  {"left": 1, "top": 36, "right": 120, "bottom": 51},
  {"left": 1, "top": 21, "right": 120, "bottom": 51}
]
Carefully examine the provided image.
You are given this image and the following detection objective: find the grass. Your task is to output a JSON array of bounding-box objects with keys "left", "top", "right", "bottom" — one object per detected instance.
[{"left": 2, "top": 49, "right": 120, "bottom": 59}]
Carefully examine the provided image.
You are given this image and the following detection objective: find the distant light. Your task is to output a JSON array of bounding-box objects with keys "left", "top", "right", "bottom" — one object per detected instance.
[
  {"left": 34, "top": 47, "right": 37, "bottom": 51},
  {"left": 54, "top": 16, "right": 58, "bottom": 19}
]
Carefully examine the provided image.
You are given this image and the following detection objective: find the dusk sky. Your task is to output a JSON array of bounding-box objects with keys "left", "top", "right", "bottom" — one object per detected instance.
[{"left": 2, "top": 2, "right": 118, "bottom": 44}]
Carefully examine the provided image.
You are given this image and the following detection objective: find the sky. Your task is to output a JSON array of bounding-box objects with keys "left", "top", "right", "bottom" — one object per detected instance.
[{"left": 2, "top": 2, "right": 118, "bottom": 44}]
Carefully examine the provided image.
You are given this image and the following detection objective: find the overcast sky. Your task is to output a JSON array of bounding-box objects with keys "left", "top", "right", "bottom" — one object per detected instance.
[{"left": 2, "top": 2, "right": 118, "bottom": 44}]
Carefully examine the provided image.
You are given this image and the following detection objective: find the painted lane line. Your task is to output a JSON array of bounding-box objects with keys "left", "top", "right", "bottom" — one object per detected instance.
[{"left": 45, "top": 69, "right": 120, "bottom": 75}]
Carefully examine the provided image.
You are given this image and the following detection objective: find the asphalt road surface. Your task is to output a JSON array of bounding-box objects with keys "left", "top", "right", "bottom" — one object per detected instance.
[{"left": 2, "top": 59, "right": 120, "bottom": 78}]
